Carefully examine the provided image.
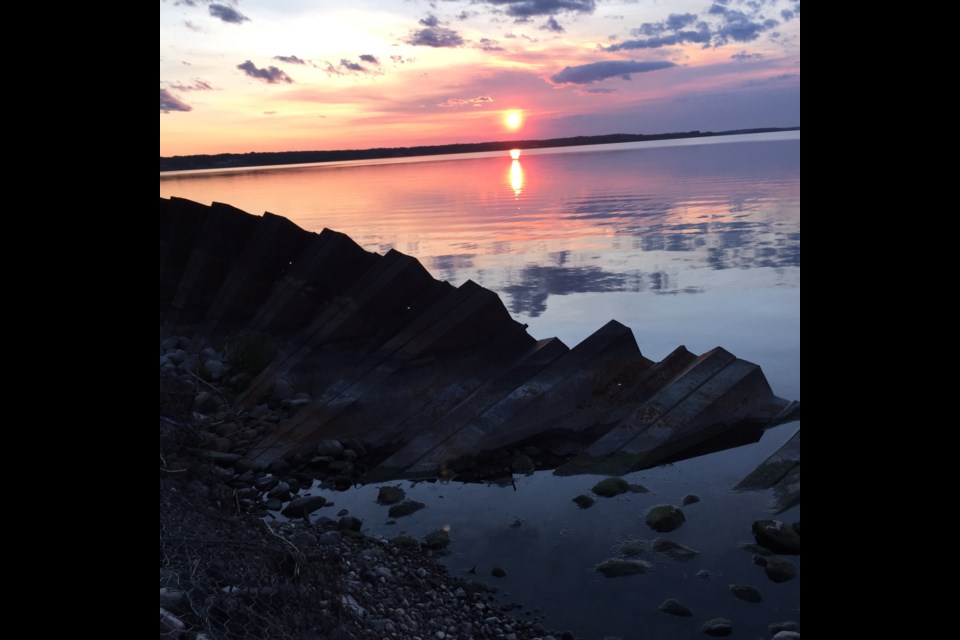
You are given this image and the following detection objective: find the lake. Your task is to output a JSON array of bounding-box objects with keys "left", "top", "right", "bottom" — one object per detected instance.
[{"left": 160, "top": 131, "right": 800, "bottom": 638}]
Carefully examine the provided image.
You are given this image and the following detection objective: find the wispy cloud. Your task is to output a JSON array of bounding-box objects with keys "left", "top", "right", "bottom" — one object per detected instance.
[
  {"left": 438, "top": 95, "right": 495, "bottom": 107},
  {"left": 551, "top": 60, "right": 676, "bottom": 85},
  {"left": 476, "top": 38, "right": 504, "bottom": 51},
  {"left": 208, "top": 3, "right": 249, "bottom": 24},
  {"left": 274, "top": 55, "right": 306, "bottom": 65},
  {"left": 166, "top": 79, "right": 214, "bottom": 91},
  {"left": 731, "top": 50, "right": 763, "bottom": 60},
  {"left": 160, "top": 88, "right": 191, "bottom": 113},
  {"left": 237, "top": 60, "right": 293, "bottom": 84}
]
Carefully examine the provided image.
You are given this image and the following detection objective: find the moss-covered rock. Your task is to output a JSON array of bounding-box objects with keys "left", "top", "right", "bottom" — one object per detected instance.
[
  {"left": 659, "top": 598, "right": 692, "bottom": 617},
  {"left": 764, "top": 556, "right": 798, "bottom": 583},
  {"left": 729, "top": 584, "right": 762, "bottom": 603},
  {"left": 377, "top": 486, "right": 406, "bottom": 505},
  {"left": 652, "top": 538, "right": 699, "bottom": 561},
  {"left": 573, "top": 494, "right": 596, "bottom": 509},
  {"left": 388, "top": 500, "right": 426, "bottom": 518},
  {"left": 592, "top": 477, "right": 629, "bottom": 498},
  {"left": 596, "top": 558, "right": 652, "bottom": 577},
  {"left": 752, "top": 519, "right": 800, "bottom": 555},
  {"left": 645, "top": 504, "right": 686, "bottom": 532},
  {"left": 423, "top": 529, "right": 450, "bottom": 550}
]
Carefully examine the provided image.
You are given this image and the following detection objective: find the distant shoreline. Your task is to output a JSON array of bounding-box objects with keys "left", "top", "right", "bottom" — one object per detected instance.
[{"left": 160, "top": 127, "right": 799, "bottom": 173}]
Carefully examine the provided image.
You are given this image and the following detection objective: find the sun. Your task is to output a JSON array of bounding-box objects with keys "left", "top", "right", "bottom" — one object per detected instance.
[{"left": 505, "top": 110, "right": 523, "bottom": 130}]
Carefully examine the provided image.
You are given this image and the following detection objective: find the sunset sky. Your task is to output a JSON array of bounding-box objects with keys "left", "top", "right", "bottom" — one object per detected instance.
[{"left": 160, "top": 0, "right": 800, "bottom": 156}]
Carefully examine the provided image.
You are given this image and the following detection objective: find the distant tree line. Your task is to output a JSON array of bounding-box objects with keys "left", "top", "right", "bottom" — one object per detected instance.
[{"left": 159, "top": 127, "right": 800, "bottom": 172}]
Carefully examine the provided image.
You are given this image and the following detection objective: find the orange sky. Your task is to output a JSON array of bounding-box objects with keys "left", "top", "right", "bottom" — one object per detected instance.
[{"left": 160, "top": 0, "right": 800, "bottom": 157}]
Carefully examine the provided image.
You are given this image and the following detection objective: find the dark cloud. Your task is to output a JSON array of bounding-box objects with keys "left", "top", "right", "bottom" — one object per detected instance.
[
  {"left": 340, "top": 59, "right": 366, "bottom": 72},
  {"left": 730, "top": 50, "right": 763, "bottom": 60},
  {"left": 781, "top": 9, "right": 794, "bottom": 20},
  {"left": 406, "top": 26, "right": 465, "bottom": 47},
  {"left": 359, "top": 54, "right": 380, "bottom": 65},
  {"left": 666, "top": 13, "right": 698, "bottom": 30},
  {"left": 237, "top": 60, "right": 294, "bottom": 84},
  {"left": 167, "top": 79, "right": 214, "bottom": 91},
  {"left": 550, "top": 60, "right": 676, "bottom": 85},
  {"left": 274, "top": 55, "right": 306, "bottom": 64},
  {"left": 577, "top": 87, "right": 616, "bottom": 94},
  {"left": 484, "top": 0, "right": 596, "bottom": 18},
  {"left": 419, "top": 14, "right": 440, "bottom": 27},
  {"left": 715, "top": 10, "right": 768, "bottom": 43},
  {"left": 476, "top": 38, "right": 504, "bottom": 51},
  {"left": 708, "top": 3, "right": 728, "bottom": 15},
  {"left": 160, "top": 88, "right": 191, "bottom": 113},
  {"left": 540, "top": 17, "right": 565, "bottom": 32},
  {"left": 606, "top": 28, "right": 710, "bottom": 50},
  {"left": 208, "top": 4, "right": 249, "bottom": 24},
  {"left": 438, "top": 95, "right": 495, "bottom": 107}
]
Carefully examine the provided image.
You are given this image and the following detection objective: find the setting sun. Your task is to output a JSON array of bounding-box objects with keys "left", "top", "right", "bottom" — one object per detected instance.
[{"left": 505, "top": 111, "right": 523, "bottom": 131}]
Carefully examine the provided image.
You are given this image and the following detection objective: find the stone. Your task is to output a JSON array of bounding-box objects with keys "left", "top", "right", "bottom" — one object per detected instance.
[
  {"left": 595, "top": 558, "right": 651, "bottom": 577},
  {"left": 318, "top": 531, "right": 342, "bottom": 545},
  {"left": 377, "top": 486, "right": 406, "bottom": 504},
  {"left": 772, "top": 632, "right": 801, "bottom": 640},
  {"left": 627, "top": 483, "right": 650, "bottom": 493},
  {"left": 645, "top": 505, "right": 686, "bottom": 532},
  {"left": 701, "top": 618, "right": 733, "bottom": 636},
  {"left": 388, "top": 500, "right": 426, "bottom": 518},
  {"left": 254, "top": 475, "right": 280, "bottom": 492},
  {"left": 273, "top": 378, "right": 294, "bottom": 401},
  {"left": 696, "top": 569, "right": 711, "bottom": 579},
  {"left": 423, "top": 529, "right": 450, "bottom": 549},
  {"left": 658, "top": 598, "right": 692, "bottom": 617},
  {"left": 651, "top": 538, "right": 699, "bottom": 561},
  {"left": 682, "top": 494, "right": 701, "bottom": 506},
  {"left": 592, "top": 477, "right": 629, "bottom": 498},
  {"left": 282, "top": 496, "right": 328, "bottom": 518},
  {"left": 511, "top": 455, "right": 535, "bottom": 473},
  {"left": 317, "top": 439, "right": 345, "bottom": 457},
  {"left": 491, "top": 567, "right": 507, "bottom": 578},
  {"left": 572, "top": 495, "right": 595, "bottom": 509},
  {"left": 338, "top": 516, "right": 362, "bottom": 532},
  {"left": 291, "top": 531, "right": 317, "bottom": 547},
  {"left": 769, "top": 621, "right": 800, "bottom": 634},
  {"left": 327, "top": 461, "right": 354, "bottom": 475},
  {"left": 265, "top": 499, "right": 282, "bottom": 511},
  {"left": 729, "top": 584, "right": 762, "bottom": 603},
  {"left": 752, "top": 519, "right": 800, "bottom": 555},
  {"left": 336, "top": 509, "right": 349, "bottom": 516},
  {"left": 764, "top": 556, "right": 798, "bottom": 583},
  {"left": 391, "top": 535, "right": 419, "bottom": 548}
]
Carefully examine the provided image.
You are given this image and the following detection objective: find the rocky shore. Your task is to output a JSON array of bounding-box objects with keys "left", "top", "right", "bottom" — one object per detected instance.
[{"left": 160, "top": 336, "right": 564, "bottom": 640}]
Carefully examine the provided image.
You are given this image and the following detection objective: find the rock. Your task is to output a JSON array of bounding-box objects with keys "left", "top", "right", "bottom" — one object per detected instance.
[
  {"left": 159, "top": 587, "right": 186, "bottom": 610},
  {"left": 572, "top": 494, "right": 595, "bottom": 509},
  {"left": 491, "top": 567, "right": 507, "bottom": 578},
  {"left": 291, "top": 531, "right": 317, "bottom": 547},
  {"left": 391, "top": 535, "right": 419, "bottom": 548},
  {"left": 652, "top": 538, "right": 699, "bottom": 560},
  {"left": 204, "top": 359, "right": 224, "bottom": 380},
  {"left": 769, "top": 621, "right": 800, "bottom": 634},
  {"left": 701, "top": 618, "right": 733, "bottom": 636},
  {"left": 282, "top": 496, "right": 328, "bottom": 518},
  {"left": 377, "top": 486, "right": 406, "bottom": 504},
  {"left": 265, "top": 498, "right": 282, "bottom": 511},
  {"left": 169, "top": 349, "right": 188, "bottom": 364},
  {"left": 336, "top": 509, "right": 349, "bottom": 517},
  {"left": 327, "top": 461, "right": 354, "bottom": 475},
  {"left": 772, "top": 632, "right": 801, "bottom": 640},
  {"left": 249, "top": 404, "right": 269, "bottom": 419},
  {"left": 254, "top": 475, "right": 280, "bottom": 492},
  {"left": 627, "top": 483, "right": 649, "bottom": 493},
  {"left": 338, "top": 516, "right": 362, "bottom": 532},
  {"left": 201, "top": 450, "right": 241, "bottom": 465},
  {"left": 273, "top": 378, "right": 294, "bottom": 401},
  {"left": 160, "top": 607, "right": 185, "bottom": 633},
  {"left": 423, "top": 529, "right": 450, "bottom": 549},
  {"left": 729, "top": 584, "right": 762, "bottom": 603},
  {"left": 682, "top": 494, "right": 701, "bottom": 505},
  {"left": 595, "top": 558, "right": 651, "bottom": 577},
  {"left": 388, "top": 500, "right": 426, "bottom": 518},
  {"left": 752, "top": 519, "right": 800, "bottom": 554},
  {"left": 764, "top": 556, "right": 798, "bottom": 583},
  {"left": 318, "top": 531, "right": 342, "bottom": 545},
  {"left": 454, "top": 587, "right": 467, "bottom": 598},
  {"left": 316, "top": 439, "right": 345, "bottom": 457},
  {"left": 592, "top": 477, "right": 629, "bottom": 498},
  {"left": 696, "top": 569, "right": 712, "bottom": 579},
  {"left": 645, "top": 504, "right": 686, "bottom": 532},
  {"left": 658, "top": 598, "right": 692, "bottom": 617},
  {"left": 511, "top": 455, "right": 535, "bottom": 473},
  {"left": 339, "top": 448, "right": 357, "bottom": 461}
]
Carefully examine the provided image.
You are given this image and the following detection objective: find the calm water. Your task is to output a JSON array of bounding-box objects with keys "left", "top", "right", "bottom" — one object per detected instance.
[{"left": 161, "top": 132, "right": 800, "bottom": 638}]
